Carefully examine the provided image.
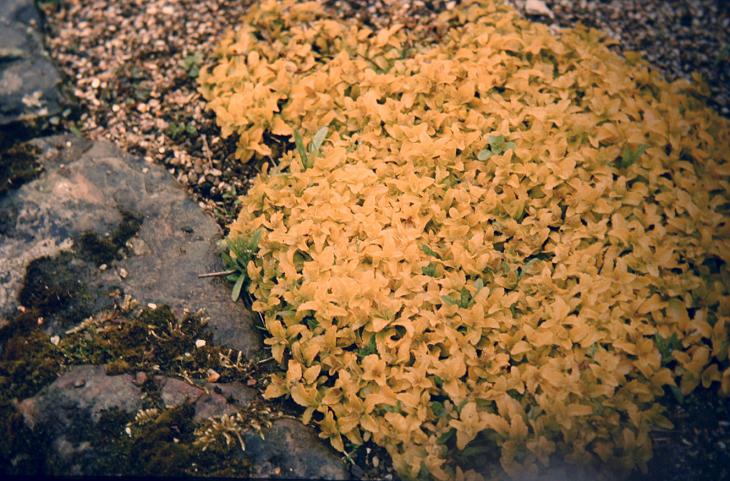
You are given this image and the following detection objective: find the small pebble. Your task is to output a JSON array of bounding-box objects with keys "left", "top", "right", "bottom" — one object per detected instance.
[
  {"left": 207, "top": 368, "right": 221, "bottom": 383},
  {"left": 118, "top": 267, "right": 128, "bottom": 279},
  {"left": 195, "top": 339, "right": 207, "bottom": 348},
  {"left": 50, "top": 335, "right": 60, "bottom": 346},
  {"left": 147, "top": 303, "right": 158, "bottom": 309}
]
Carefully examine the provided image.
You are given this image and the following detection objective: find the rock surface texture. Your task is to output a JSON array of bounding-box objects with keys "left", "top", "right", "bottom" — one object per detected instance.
[
  {"left": 0, "top": 0, "right": 64, "bottom": 141},
  {"left": 0, "top": 135, "right": 262, "bottom": 356}
]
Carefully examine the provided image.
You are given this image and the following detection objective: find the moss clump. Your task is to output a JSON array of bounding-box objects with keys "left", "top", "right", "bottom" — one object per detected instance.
[
  {"left": 127, "top": 405, "right": 199, "bottom": 475},
  {"left": 0, "top": 311, "right": 65, "bottom": 401},
  {"left": 19, "top": 253, "right": 90, "bottom": 314},
  {"left": 0, "top": 303, "right": 262, "bottom": 477},
  {"left": 76, "top": 210, "right": 142, "bottom": 265},
  {"left": 16, "top": 209, "right": 142, "bottom": 327},
  {"left": 0, "top": 311, "right": 64, "bottom": 475},
  {"left": 88, "top": 404, "right": 253, "bottom": 477},
  {"left": 60, "top": 305, "right": 213, "bottom": 375},
  {"left": 0, "top": 143, "right": 42, "bottom": 197},
  {"left": 0, "top": 401, "right": 46, "bottom": 475},
  {"left": 17, "top": 252, "right": 108, "bottom": 329}
]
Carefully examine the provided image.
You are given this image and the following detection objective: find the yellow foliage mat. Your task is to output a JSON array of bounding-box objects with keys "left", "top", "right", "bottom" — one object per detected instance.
[{"left": 199, "top": 0, "right": 730, "bottom": 479}]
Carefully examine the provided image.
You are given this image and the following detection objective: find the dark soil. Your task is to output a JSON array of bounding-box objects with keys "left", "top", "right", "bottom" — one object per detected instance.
[{"left": 634, "top": 387, "right": 730, "bottom": 481}]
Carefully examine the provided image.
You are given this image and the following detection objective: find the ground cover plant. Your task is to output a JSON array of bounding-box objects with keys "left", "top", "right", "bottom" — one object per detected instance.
[{"left": 199, "top": 0, "right": 730, "bottom": 479}]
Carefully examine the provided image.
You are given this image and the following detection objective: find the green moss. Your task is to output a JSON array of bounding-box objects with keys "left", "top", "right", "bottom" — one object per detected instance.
[
  {"left": 1, "top": 255, "right": 268, "bottom": 476},
  {"left": 61, "top": 305, "right": 212, "bottom": 374},
  {"left": 0, "top": 143, "right": 42, "bottom": 197},
  {"left": 20, "top": 253, "right": 85, "bottom": 312},
  {"left": 17, "top": 252, "right": 103, "bottom": 328},
  {"left": 76, "top": 210, "right": 142, "bottom": 265},
  {"left": 0, "top": 314, "right": 62, "bottom": 475},
  {"left": 54, "top": 404, "right": 252, "bottom": 477},
  {"left": 128, "top": 405, "right": 197, "bottom": 475},
  {"left": 0, "top": 312, "right": 64, "bottom": 401},
  {"left": 0, "top": 401, "right": 46, "bottom": 475}
]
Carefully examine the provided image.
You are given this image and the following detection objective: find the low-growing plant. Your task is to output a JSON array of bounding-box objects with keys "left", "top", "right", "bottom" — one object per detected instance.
[
  {"left": 222, "top": 230, "right": 261, "bottom": 302},
  {"left": 201, "top": 1, "right": 730, "bottom": 480}
]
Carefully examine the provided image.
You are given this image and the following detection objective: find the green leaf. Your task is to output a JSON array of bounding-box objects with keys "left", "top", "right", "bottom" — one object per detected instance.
[
  {"left": 459, "top": 287, "right": 472, "bottom": 308},
  {"left": 306, "top": 317, "right": 319, "bottom": 330},
  {"left": 655, "top": 333, "right": 681, "bottom": 365},
  {"left": 476, "top": 148, "right": 492, "bottom": 161},
  {"left": 670, "top": 385, "right": 685, "bottom": 404},
  {"left": 382, "top": 401, "right": 403, "bottom": 413},
  {"left": 181, "top": 52, "right": 203, "bottom": 78},
  {"left": 358, "top": 334, "right": 377, "bottom": 357},
  {"left": 310, "top": 126, "right": 329, "bottom": 154},
  {"left": 231, "top": 275, "right": 245, "bottom": 302},
  {"left": 617, "top": 144, "right": 648, "bottom": 169},
  {"left": 474, "top": 278, "right": 484, "bottom": 292},
  {"left": 478, "top": 135, "right": 515, "bottom": 160},
  {"left": 420, "top": 244, "right": 441, "bottom": 259},
  {"left": 437, "top": 428, "right": 456, "bottom": 445},
  {"left": 431, "top": 401, "right": 445, "bottom": 417},
  {"left": 422, "top": 262, "right": 438, "bottom": 277},
  {"left": 441, "top": 295, "right": 459, "bottom": 306},
  {"left": 488, "top": 135, "right": 508, "bottom": 154},
  {"left": 250, "top": 228, "right": 262, "bottom": 250},
  {"left": 294, "top": 130, "right": 310, "bottom": 169}
]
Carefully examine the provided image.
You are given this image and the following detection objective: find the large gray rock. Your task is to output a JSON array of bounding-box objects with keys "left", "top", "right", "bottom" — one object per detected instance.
[
  {"left": 0, "top": 0, "right": 63, "bottom": 130},
  {"left": 245, "top": 418, "right": 350, "bottom": 480},
  {"left": 13, "top": 365, "right": 143, "bottom": 474},
  {"left": 17, "top": 365, "right": 143, "bottom": 430},
  {"left": 0, "top": 0, "right": 42, "bottom": 26},
  {"left": 156, "top": 376, "right": 257, "bottom": 421},
  {"left": 0, "top": 135, "right": 262, "bottom": 356}
]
